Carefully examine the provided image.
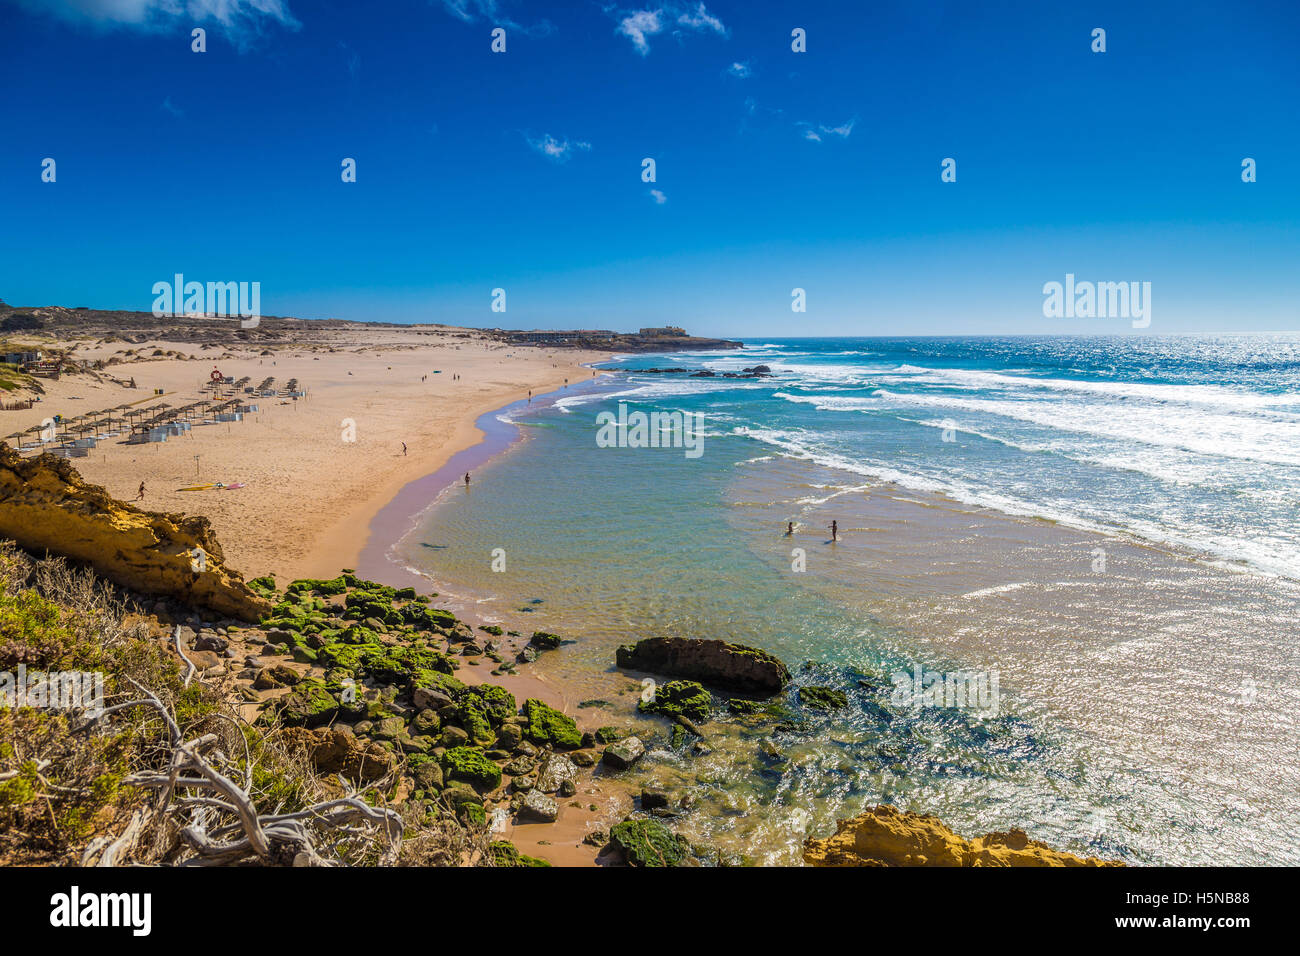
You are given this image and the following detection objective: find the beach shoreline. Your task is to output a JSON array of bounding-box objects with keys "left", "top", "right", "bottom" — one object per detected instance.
[{"left": 351, "top": 373, "right": 616, "bottom": 593}]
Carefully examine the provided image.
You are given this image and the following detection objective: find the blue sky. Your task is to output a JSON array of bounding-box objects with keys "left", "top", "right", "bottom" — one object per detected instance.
[{"left": 1, "top": 0, "right": 1297, "bottom": 336}]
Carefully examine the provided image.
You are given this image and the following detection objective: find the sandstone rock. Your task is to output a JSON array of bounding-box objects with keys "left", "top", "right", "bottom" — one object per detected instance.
[
  {"left": 282, "top": 727, "right": 396, "bottom": 783},
  {"left": 517, "top": 789, "right": 558, "bottom": 823},
  {"left": 802, "top": 805, "right": 1124, "bottom": 867},
  {"left": 253, "top": 668, "right": 283, "bottom": 690},
  {"left": 535, "top": 754, "right": 578, "bottom": 794},
  {"left": 413, "top": 686, "right": 454, "bottom": 712},
  {"left": 496, "top": 722, "right": 523, "bottom": 750},
  {"left": 195, "top": 633, "right": 229, "bottom": 653},
  {"left": 0, "top": 445, "right": 271, "bottom": 621},
  {"left": 440, "top": 726, "right": 470, "bottom": 748},
  {"left": 615, "top": 637, "right": 790, "bottom": 696},
  {"left": 504, "top": 756, "right": 535, "bottom": 776},
  {"left": 602, "top": 736, "right": 645, "bottom": 770},
  {"left": 187, "top": 649, "right": 223, "bottom": 669}
]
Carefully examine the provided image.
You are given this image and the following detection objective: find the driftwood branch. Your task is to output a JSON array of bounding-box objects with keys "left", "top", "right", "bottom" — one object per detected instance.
[
  {"left": 172, "top": 624, "right": 196, "bottom": 688},
  {"left": 91, "top": 680, "right": 404, "bottom": 866}
]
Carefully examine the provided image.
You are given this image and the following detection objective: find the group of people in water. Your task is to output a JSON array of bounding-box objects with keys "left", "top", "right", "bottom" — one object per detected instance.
[{"left": 787, "top": 520, "right": 838, "bottom": 541}]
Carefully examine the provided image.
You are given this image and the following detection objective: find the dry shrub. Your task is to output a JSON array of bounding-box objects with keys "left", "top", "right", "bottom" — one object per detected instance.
[{"left": 0, "top": 541, "right": 483, "bottom": 866}]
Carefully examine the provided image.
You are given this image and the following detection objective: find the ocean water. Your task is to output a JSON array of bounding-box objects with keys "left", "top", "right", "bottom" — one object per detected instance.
[{"left": 392, "top": 336, "right": 1300, "bottom": 865}]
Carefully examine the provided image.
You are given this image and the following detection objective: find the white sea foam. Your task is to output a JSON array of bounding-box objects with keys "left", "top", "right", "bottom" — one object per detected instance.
[
  {"left": 883, "top": 365, "right": 1300, "bottom": 410},
  {"left": 872, "top": 389, "right": 1300, "bottom": 467}
]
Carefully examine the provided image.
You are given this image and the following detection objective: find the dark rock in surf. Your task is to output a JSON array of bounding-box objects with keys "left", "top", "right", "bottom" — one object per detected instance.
[{"left": 616, "top": 637, "right": 790, "bottom": 697}]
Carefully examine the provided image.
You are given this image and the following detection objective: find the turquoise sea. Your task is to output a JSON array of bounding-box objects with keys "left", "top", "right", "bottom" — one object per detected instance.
[{"left": 390, "top": 336, "right": 1300, "bottom": 865}]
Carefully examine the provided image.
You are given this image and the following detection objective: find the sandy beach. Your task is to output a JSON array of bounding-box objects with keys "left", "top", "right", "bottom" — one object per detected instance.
[{"left": 3, "top": 324, "right": 608, "bottom": 583}]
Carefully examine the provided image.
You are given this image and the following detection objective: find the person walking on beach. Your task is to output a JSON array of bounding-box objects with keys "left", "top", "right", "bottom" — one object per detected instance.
[
  {"left": 465, "top": 472, "right": 471, "bottom": 488},
  {"left": 136, "top": 481, "right": 145, "bottom": 501},
  {"left": 401, "top": 442, "right": 407, "bottom": 456},
  {"left": 830, "top": 520, "right": 838, "bottom": 542}
]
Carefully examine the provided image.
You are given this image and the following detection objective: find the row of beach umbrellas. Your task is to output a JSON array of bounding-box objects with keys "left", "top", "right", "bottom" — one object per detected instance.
[{"left": 5, "top": 397, "right": 253, "bottom": 451}]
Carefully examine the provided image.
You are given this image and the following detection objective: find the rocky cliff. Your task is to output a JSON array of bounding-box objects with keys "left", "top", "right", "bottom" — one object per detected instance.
[
  {"left": 803, "top": 804, "right": 1122, "bottom": 867},
  {"left": 0, "top": 444, "right": 271, "bottom": 621}
]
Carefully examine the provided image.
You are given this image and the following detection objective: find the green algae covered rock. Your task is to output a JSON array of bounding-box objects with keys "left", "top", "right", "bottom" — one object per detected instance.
[
  {"left": 468, "top": 684, "right": 517, "bottom": 724},
  {"left": 639, "top": 680, "right": 712, "bottom": 722},
  {"left": 489, "top": 840, "right": 551, "bottom": 867},
  {"left": 799, "top": 685, "right": 848, "bottom": 710},
  {"left": 529, "top": 631, "right": 562, "bottom": 650},
  {"left": 455, "top": 695, "right": 497, "bottom": 746},
  {"left": 276, "top": 681, "right": 339, "bottom": 727},
  {"left": 442, "top": 746, "right": 503, "bottom": 790},
  {"left": 595, "top": 726, "right": 625, "bottom": 744},
  {"left": 523, "top": 698, "right": 582, "bottom": 750},
  {"left": 608, "top": 818, "right": 691, "bottom": 867}
]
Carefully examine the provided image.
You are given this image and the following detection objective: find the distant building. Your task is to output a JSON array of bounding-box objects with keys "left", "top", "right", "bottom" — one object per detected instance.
[
  {"left": 639, "top": 326, "right": 687, "bottom": 337},
  {"left": 3, "top": 351, "right": 43, "bottom": 365}
]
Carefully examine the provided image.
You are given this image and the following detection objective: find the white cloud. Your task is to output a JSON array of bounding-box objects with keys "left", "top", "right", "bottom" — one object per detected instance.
[
  {"left": 799, "top": 117, "right": 856, "bottom": 142},
  {"left": 649, "top": 189, "right": 666, "bottom": 204},
  {"left": 440, "top": 0, "right": 486, "bottom": 22},
  {"left": 676, "top": 2, "right": 723, "bottom": 35},
  {"left": 527, "top": 133, "right": 591, "bottom": 163},
  {"left": 438, "top": 0, "right": 554, "bottom": 36},
  {"left": 17, "top": 0, "right": 299, "bottom": 32},
  {"left": 821, "top": 118, "right": 856, "bottom": 138},
  {"left": 616, "top": 9, "right": 662, "bottom": 55},
  {"left": 727, "top": 60, "right": 751, "bottom": 78},
  {"left": 614, "top": 3, "right": 724, "bottom": 55}
]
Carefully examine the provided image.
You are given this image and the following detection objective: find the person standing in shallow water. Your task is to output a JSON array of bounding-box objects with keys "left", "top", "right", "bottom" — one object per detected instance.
[
  {"left": 464, "top": 472, "right": 471, "bottom": 488},
  {"left": 786, "top": 521, "right": 794, "bottom": 535},
  {"left": 830, "top": 520, "right": 838, "bottom": 542}
]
